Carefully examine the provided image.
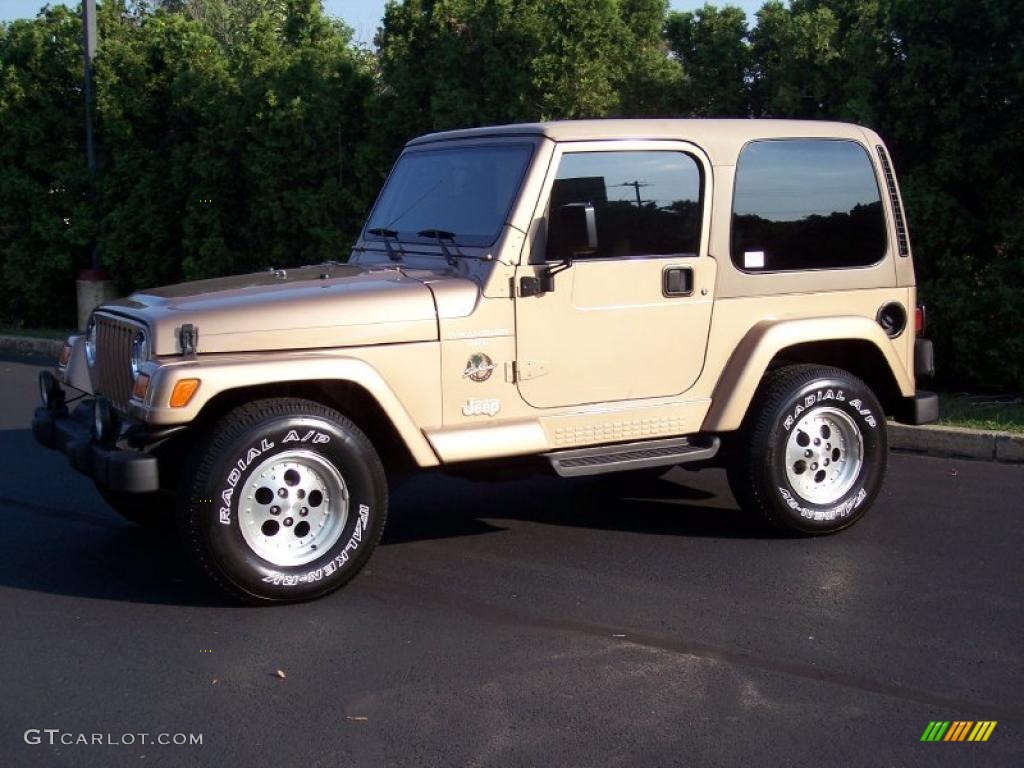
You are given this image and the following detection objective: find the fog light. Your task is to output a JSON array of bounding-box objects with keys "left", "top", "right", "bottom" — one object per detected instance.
[
  {"left": 169, "top": 378, "right": 200, "bottom": 408},
  {"left": 92, "top": 397, "right": 117, "bottom": 444},
  {"left": 38, "top": 370, "right": 64, "bottom": 411}
]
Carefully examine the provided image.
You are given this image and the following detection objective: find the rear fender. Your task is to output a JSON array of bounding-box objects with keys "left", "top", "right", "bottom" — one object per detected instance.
[{"left": 701, "top": 316, "right": 914, "bottom": 433}]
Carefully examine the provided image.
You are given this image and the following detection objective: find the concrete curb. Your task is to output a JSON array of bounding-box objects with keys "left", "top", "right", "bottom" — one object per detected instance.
[
  {"left": 2, "top": 334, "right": 1021, "bottom": 464},
  {"left": 0, "top": 334, "right": 64, "bottom": 359},
  {"left": 888, "top": 423, "right": 1024, "bottom": 464}
]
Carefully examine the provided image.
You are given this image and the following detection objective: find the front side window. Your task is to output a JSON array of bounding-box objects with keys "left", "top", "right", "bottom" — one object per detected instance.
[
  {"left": 546, "top": 150, "right": 702, "bottom": 260},
  {"left": 365, "top": 144, "right": 533, "bottom": 247},
  {"left": 731, "top": 139, "right": 887, "bottom": 271}
]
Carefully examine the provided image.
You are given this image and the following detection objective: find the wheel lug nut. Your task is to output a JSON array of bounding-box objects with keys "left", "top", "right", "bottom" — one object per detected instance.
[
  {"left": 804, "top": 449, "right": 813, "bottom": 458},
  {"left": 300, "top": 507, "right": 308, "bottom": 517},
  {"left": 811, "top": 463, "right": 818, "bottom": 470},
  {"left": 283, "top": 517, "right": 294, "bottom": 527},
  {"left": 814, "top": 438, "right": 821, "bottom": 446},
  {"left": 296, "top": 489, "right": 306, "bottom": 499},
  {"left": 278, "top": 488, "right": 288, "bottom": 498},
  {"left": 270, "top": 506, "right": 281, "bottom": 515}
]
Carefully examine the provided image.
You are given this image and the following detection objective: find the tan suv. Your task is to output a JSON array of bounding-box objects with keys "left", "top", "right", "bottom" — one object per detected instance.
[{"left": 33, "top": 119, "right": 937, "bottom": 603}]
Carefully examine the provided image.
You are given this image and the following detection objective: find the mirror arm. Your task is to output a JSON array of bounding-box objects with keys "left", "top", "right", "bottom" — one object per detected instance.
[{"left": 540, "top": 257, "right": 572, "bottom": 293}]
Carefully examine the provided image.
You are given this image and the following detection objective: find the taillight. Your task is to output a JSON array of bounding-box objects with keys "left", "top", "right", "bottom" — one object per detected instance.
[{"left": 915, "top": 305, "right": 926, "bottom": 335}]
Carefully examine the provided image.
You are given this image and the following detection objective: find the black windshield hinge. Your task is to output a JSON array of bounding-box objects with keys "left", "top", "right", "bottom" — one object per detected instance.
[{"left": 179, "top": 323, "right": 199, "bottom": 358}]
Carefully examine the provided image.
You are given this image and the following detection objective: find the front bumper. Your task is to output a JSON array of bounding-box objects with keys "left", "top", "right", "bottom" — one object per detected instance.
[{"left": 32, "top": 401, "right": 161, "bottom": 493}]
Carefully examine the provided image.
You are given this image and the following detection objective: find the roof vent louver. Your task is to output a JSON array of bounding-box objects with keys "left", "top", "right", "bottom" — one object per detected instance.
[{"left": 876, "top": 145, "right": 910, "bottom": 257}]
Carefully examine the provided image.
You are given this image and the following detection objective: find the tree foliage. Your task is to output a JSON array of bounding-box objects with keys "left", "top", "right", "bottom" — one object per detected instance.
[{"left": 0, "top": 0, "right": 1020, "bottom": 389}]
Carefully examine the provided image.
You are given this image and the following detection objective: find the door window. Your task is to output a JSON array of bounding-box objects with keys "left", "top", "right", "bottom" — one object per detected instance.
[{"left": 546, "top": 151, "right": 702, "bottom": 260}]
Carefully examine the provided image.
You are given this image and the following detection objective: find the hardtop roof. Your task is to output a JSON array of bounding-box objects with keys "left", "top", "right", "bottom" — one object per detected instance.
[{"left": 406, "top": 119, "right": 876, "bottom": 165}]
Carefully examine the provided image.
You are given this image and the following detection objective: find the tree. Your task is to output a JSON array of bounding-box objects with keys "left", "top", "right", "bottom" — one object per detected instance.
[
  {"left": 665, "top": 3, "right": 751, "bottom": 117},
  {"left": 374, "top": 0, "right": 679, "bottom": 142},
  {"left": 880, "top": 0, "right": 1024, "bottom": 389},
  {"left": 616, "top": 0, "right": 684, "bottom": 116},
  {"left": 0, "top": 7, "right": 91, "bottom": 327}
]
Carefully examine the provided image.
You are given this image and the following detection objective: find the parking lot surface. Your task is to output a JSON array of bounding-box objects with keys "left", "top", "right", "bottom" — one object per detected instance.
[{"left": 1, "top": 354, "right": 1021, "bottom": 767}]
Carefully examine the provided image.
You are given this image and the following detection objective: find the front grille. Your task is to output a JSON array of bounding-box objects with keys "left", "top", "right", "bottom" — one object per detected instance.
[{"left": 94, "top": 315, "right": 138, "bottom": 411}]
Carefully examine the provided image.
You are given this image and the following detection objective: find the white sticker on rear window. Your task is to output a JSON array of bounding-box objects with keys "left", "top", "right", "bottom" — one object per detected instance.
[{"left": 744, "top": 250, "right": 765, "bottom": 269}]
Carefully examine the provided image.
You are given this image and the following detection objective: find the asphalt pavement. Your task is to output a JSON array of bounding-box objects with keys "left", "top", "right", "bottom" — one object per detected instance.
[{"left": 1, "top": 353, "right": 1021, "bottom": 767}]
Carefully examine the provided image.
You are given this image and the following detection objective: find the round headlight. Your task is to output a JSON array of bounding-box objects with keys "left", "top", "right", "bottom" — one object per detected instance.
[
  {"left": 130, "top": 329, "right": 149, "bottom": 379},
  {"left": 85, "top": 316, "right": 97, "bottom": 367}
]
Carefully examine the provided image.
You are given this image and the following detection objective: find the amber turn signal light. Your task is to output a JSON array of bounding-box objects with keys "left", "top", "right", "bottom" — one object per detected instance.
[
  {"left": 58, "top": 341, "right": 72, "bottom": 368},
  {"left": 132, "top": 373, "right": 151, "bottom": 401},
  {"left": 169, "top": 378, "right": 200, "bottom": 407}
]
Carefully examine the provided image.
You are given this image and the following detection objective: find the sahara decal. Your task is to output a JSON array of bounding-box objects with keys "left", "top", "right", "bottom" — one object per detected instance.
[{"left": 463, "top": 353, "right": 497, "bottom": 383}]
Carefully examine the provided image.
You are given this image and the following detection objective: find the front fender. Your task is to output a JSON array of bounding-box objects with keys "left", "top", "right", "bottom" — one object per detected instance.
[
  {"left": 701, "top": 316, "right": 914, "bottom": 433},
  {"left": 131, "top": 351, "right": 441, "bottom": 467}
]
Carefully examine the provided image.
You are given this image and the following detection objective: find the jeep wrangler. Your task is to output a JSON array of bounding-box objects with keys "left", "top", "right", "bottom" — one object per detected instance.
[{"left": 33, "top": 120, "right": 937, "bottom": 603}]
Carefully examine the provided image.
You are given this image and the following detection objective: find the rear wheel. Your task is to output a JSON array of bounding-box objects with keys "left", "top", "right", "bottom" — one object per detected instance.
[
  {"left": 178, "top": 398, "right": 387, "bottom": 604},
  {"left": 727, "top": 365, "right": 887, "bottom": 535}
]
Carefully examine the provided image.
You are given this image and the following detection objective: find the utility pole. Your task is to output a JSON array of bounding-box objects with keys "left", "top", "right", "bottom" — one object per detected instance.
[
  {"left": 83, "top": 0, "right": 98, "bottom": 267},
  {"left": 76, "top": 0, "right": 114, "bottom": 330},
  {"left": 615, "top": 180, "right": 651, "bottom": 207}
]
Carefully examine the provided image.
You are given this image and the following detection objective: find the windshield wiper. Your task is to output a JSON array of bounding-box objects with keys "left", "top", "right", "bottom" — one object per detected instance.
[
  {"left": 416, "top": 229, "right": 460, "bottom": 267},
  {"left": 366, "top": 227, "right": 403, "bottom": 262}
]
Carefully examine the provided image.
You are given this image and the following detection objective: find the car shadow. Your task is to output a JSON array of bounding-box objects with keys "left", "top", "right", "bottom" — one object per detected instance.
[
  {"left": 382, "top": 467, "right": 772, "bottom": 545},
  {"left": 3, "top": 424, "right": 770, "bottom": 605}
]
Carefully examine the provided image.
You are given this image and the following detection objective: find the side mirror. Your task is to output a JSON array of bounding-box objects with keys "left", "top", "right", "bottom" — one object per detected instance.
[{"left": 558, "top": 202, "right": 597, "bottom": 258}]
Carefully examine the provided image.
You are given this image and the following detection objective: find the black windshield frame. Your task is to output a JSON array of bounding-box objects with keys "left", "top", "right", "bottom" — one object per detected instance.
[{"left": 364, "top": 142, "right": 536, "bottom": 249}]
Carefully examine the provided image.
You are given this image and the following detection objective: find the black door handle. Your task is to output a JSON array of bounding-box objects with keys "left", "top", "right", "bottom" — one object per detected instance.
[{"left": 662, "top": 266, "right": 694, "bottom": 297}]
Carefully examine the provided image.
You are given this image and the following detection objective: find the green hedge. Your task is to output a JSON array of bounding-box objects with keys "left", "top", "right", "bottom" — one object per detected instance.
[{"left": 1, "top": 0, "right": 1020, "bottom": 391}]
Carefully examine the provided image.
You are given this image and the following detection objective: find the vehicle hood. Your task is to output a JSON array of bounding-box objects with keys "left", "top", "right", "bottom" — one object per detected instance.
[{"left": 102, "top": 263, "right": 480, "bottom": 355}]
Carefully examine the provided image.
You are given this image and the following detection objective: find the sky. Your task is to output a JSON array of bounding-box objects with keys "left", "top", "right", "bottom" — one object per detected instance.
[{"left": 0, "top": 1, "right": 771, "bottom": 44}]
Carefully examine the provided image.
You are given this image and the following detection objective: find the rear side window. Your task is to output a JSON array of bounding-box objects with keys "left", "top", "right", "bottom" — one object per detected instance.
[{"left": 731, "top": 140, "right": 887, "bottom": 272}]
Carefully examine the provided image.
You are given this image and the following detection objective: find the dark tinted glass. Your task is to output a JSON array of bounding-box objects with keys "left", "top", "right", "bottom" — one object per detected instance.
[
  {"left": 547, "top": 151, "right": 702, "bottom": 260},
  {"left": 731, "top": 140, "right": 887, "bottom": 271},
  {"left": 366, "top": 144, "right": 533, "bottom": 246}
]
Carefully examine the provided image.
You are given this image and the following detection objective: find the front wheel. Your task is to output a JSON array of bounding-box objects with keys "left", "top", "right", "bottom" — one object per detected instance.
[
  {"left": 727, "top": 365, "right": 887, "bottom": 535},
  {"left": 178, "top": 398, "right": 387, "bottom": 604}
]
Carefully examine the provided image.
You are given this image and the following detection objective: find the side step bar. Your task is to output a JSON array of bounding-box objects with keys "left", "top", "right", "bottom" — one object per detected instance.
[{"left": 545, "top": 435, "right": 720, "bottom": 478}]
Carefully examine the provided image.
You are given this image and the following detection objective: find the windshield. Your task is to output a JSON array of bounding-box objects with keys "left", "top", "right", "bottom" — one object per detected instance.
[{"left": 365, "top": 144, "right": 534, "bottom": 247}]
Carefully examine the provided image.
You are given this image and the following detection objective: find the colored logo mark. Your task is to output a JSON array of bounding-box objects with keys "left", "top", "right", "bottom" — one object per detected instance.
[{"left": 920, "top": 721, "right": 997, "bottom": 742}]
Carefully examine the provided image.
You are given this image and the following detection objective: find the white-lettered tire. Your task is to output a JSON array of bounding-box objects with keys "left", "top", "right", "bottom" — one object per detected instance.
[
  {"left": 727, "top": 365, "right": 887, "bottom": 535},
  {"left": 178, "top": 398, "right": 387, "bottom": 604}
]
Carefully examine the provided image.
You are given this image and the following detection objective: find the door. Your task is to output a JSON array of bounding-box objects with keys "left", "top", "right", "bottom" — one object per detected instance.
[{"left": 514, "top": 142, "right": 716, "bottom": 409}]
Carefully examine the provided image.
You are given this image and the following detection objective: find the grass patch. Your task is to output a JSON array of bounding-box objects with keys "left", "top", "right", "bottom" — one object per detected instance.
[
  {"left": 937, "top": 393, "right": 1024, "bottom": 434},
  {"left": 0, "top": 326, "right": 74, "bottom": 340}
]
